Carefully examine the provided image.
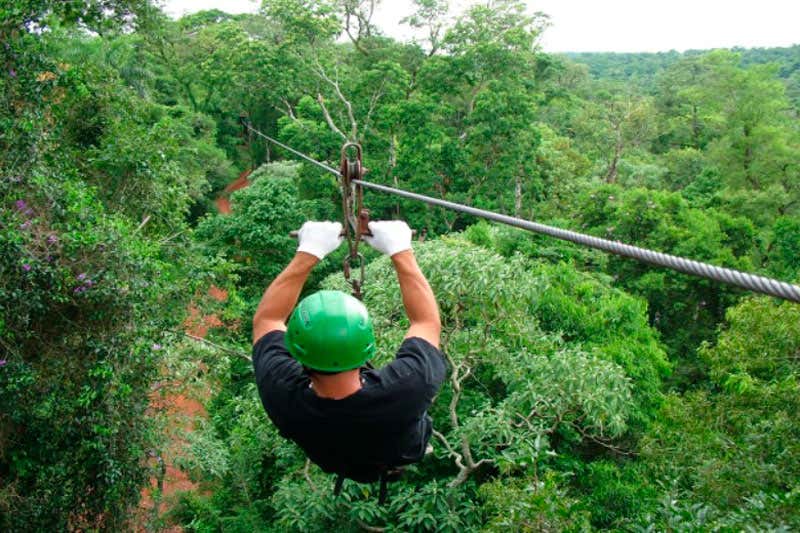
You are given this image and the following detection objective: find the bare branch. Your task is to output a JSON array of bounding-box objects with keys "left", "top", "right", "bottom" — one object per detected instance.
[
  {"left": 280, "top": 98, "right": 297, "bottom": 120},
  {"left": 356, "top": 519, "right": 386, "bottom": 532},
  {"left": 572, "top": 422, "right": 634, "bottom": 456},
  {"left": 343, "top": 10, "right": 370, "bottom": 55},
  {"left": 432, "top": 428, "right": 461, "bottom": 463},
  {"left": 181, "top": 332, "right": 251, "bottom": 362},
  {"left": 361, "top": 79, "right": 386, "bottom": 140},
  {"left": 133, "top": 214, "right": 151, "bottom": 235},
  {"left": 316, "top": 94, "right": 348, "bottom": 141},
  {"left": 313, "top": 58, "right": 358, "bottom": 140},
  {"left": 303, "top": 459, "right": 318, "bottom": 492}
]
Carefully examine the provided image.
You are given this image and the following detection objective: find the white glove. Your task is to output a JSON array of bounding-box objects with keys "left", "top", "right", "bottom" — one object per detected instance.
[
  {"left": 296, "top": 221, "right": 343, "bottom": 260},
  {"left": 364, "top": 220, "right": 412, "bottom": 257}
]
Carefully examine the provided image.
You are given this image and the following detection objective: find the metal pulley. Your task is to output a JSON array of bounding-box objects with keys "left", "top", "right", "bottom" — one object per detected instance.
[{"left": 339, "top": 142, "right": 370, "bottom": 300}]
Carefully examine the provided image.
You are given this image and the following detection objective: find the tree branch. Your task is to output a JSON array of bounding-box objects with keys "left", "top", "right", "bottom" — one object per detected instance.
[
  {"left": 572, "top": 422, "right": 634, "bottom": 456},
  {"left": 361, "top": 79, "right": 386, "bottom": 139},
  {"left": 181, "top": 332, "right": 251, "bottom": 362},
  {"left": 316, "top": 93, "right": 348, "bottom": 141},
  {"left": 313, "top": 58, "right": 358, "bottom": 140},
  {"left": 303, "top": 459, "right": 317, "bottom": 492}
]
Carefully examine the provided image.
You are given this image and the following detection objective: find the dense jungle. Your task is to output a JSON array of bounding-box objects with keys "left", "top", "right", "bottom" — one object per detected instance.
[{"left": 1, "top": 1, "right": 799, "bottom": 530}]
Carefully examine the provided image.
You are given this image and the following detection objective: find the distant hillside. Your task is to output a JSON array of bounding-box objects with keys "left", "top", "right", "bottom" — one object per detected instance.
[{"left": 562, "top": 44, "right": 800, "bottom": 83}]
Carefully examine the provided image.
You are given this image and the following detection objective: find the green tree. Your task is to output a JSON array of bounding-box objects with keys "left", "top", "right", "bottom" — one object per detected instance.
[
  {"left": 0, "top": 173, "right": 221, "bottom": 529},
  {"left": 641, "top": 297, "right": 800, "bottom": 529},
  {"left": 194, "top": 162, "right": 323, "bottom": 305}
]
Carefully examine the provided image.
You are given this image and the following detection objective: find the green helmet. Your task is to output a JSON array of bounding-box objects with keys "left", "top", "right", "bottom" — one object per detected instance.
[{"left": 285, "top": 290, "right": 376, "bottom": 372}]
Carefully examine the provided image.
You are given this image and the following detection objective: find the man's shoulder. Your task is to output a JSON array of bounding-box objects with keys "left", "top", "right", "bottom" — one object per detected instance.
[
  {"left": 252, "top": 330, "right": 305, "bottom": 395},
  {"left": 357, "top": 338, "right": 447, "bottom": 404},
  {"left": 388, "top": 336, "right": 448, "bottom": 386}
]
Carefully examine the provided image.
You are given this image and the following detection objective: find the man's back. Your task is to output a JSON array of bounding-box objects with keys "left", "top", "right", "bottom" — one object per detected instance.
[
  {"left": 250, "top": 220, "right": 443, "bottom": 481},
  {"left": 253, "top": 331, "right": 446, "bottom": 482}
]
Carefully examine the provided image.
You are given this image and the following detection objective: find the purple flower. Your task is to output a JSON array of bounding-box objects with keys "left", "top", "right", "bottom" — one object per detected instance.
[
  {"left": 0, "top": 359, "right": 6, "bottom": 367},
  {"left": 20, "top": 221, "right": 31, "bottom": 230},
  {"left": 85, "top": 279, "right": 94, "bottom": 287},
  {"left": 15, "top": 199, "right": 26, "bottom": 210},
  {"left": 152, "top": 343, "right": 162, "bottom": 351},
  {"left": 22, "top": 263, "right": 31, "bottom": 272},
  {"left": 47, "top": 234, "right": 58, "bottom": 244},
  {"left": 74, "top": 286, "right": 85, "bottom": 294},
  {"left": 77, "top": 273, "right": 87, "bottom": 281},
  {"left": 9, "top": 69, "right": 16, "bottom": 78}
]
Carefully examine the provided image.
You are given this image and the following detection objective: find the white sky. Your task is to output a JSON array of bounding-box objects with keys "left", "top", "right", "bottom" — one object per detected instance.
[{"left": 159, "top": 0, "right": 800, "bottom": 53}]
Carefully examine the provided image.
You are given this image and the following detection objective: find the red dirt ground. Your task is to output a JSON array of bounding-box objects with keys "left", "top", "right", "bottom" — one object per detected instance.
[
  {"left": 214, "top": 169, "right": 252, "bottom": 215},
  {"left": 135, "top": 170, "right": 250, "bottom": 530}
]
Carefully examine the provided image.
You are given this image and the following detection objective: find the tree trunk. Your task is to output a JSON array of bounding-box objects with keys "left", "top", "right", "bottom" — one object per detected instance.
[
  {"left": 389, "top": 134, "right": 400, "bottom": 217},
  {"left": 605, "top": 143, "right": 622, "bottom": 184},
  {"left": 743, "top": 125, "right": 758, "bottom": 189},
  {"left": 605, "top": 127, "right": 623, "bottom": 184},
  {"left": 692, "top": 104, "right": 700, "bottom": 148}
]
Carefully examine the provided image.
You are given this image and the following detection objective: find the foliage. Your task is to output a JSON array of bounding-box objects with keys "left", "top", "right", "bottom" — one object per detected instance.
[
  {"left": 767, "top": 216, "right": 800, "bottom": 280},
  {"left": 480, "top": 473, "right": 591, "bottom": 532},
  {"left": 640, "top": 297, "right": 800, "bottom": 528},
  {"left": 0, "top": 173, "right": 217, "bottom": 529},
  {"left": 4, "top": 0, "right": 800, "bottom": 529},
  {"left": 0, "top": 4, "right": 234, "bottom": 527},
  {"left": 194, "top": 162, "right": 325, "bottom": 305},
  {"left": 528, "top": 184, "right": 755, "bottom": 376},
  {"left": 173, "top": 238, "right": 667, "bottom": 530}
]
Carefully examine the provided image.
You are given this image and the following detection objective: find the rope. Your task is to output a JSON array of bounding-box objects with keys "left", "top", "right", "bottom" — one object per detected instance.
[{"left": 243, "top": 122, "right": 800, "bottom": 303}]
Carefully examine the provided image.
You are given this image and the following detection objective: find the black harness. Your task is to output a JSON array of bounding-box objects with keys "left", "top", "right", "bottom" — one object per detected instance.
[{"left": 332, "top": 466, "right": 405, "bottom": 505}]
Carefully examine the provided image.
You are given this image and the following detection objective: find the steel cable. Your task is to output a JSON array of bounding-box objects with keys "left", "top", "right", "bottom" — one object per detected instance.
[
  {"left": 353, "top": 179, "right": 800, "bottom": 303},
  {"left": 244, "top": 123, "right": 800, "bottom": 303},
  {"left": 245, "top": 124, "right": 340, "bottom": 175}
]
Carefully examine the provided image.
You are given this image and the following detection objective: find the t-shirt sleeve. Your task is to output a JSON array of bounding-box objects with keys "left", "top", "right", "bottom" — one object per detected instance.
[
  {"left": 389, "top": 336, "right": 448, "bottom": 390},
  {"left": 252, "top": 330, "right": 303, "bottom": 399}
]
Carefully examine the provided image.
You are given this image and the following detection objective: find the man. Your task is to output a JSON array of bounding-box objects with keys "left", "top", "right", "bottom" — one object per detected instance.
[{"left": 251, "top": 220, "right": 446, "bottom": 490}]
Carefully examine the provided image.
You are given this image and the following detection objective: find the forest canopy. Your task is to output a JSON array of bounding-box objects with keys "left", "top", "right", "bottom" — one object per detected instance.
[{"left": 1, "top": 0, "right": 799, "bottom": 530}]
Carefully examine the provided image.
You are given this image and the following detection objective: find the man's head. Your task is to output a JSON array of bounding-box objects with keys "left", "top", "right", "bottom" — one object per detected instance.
[{"left": 285, "top": 290, "right": 375, "bottom": 373}]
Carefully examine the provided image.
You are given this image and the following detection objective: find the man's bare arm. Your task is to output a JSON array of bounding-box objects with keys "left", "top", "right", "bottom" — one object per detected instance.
[
  {"left": 252, "top": 221, "right": 343, "bottom": 344},
  {"left": 392, "top": 250, "right": 441, "bottom": 348},
  {"left": 252, "top": 252, "right": 318, "bottom": 344}
]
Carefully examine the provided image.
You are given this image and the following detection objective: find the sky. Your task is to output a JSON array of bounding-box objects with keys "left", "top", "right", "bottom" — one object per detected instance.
[{"left": 160, "top": 0, "right": 800, "bottom": 54}]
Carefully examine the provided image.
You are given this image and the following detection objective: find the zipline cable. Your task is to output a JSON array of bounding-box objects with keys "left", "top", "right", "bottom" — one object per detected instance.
[
  {"left": 245, "top": 124, "right": 340, "bottom": 175},
  {"left": 243, "top": 122, "right": 800, "bottom": 304},
  {"left": 352, "top": 179, "right": 800, "bottom": 303}
]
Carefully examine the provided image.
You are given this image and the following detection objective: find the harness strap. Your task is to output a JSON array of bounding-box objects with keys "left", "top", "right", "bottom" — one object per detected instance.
[
  {"left": 333, "top": 474, "right": 345, "bottom": 497},
  {"left": 378, "top": 472, "right": 388, "bottom": 505}
]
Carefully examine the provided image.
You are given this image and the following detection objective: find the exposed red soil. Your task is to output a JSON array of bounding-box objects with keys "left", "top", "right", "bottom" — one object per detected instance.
[
  {"left": 135, "top": 171, "right": 249, "bottom": 530},
  {"left": 214, "top": 169, "right": 252, "bottom": 215}
]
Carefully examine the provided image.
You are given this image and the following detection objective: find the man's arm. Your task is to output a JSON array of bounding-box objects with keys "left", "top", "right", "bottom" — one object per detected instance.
[
  {"left": 252, "top": 221, "right": 343, "bottom": 344},
  {"left": 252, "top": 252, "right": 318, "bottom": 344},
  {"left": 392, "top": 250, "right": 441, "bottom": 348},
  {"left": 365, "top": 220, "right": 441, "bottom": 348}
]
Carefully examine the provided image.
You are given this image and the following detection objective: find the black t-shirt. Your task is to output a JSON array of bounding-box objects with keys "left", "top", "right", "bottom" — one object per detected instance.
[{"left": 252, "top": 330, "right": 447, "bottom": 482}]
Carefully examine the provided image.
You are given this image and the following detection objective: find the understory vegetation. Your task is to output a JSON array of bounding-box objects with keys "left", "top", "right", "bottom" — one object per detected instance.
[{"left": 1, "top": 1, "right": 799, "bottom": 530}]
